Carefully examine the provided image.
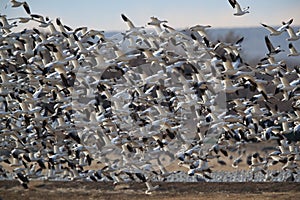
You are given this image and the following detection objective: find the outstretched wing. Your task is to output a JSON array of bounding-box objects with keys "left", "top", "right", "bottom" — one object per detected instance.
[
  {"left": 265, "top": 36, "right": 274, "bottom": 53},
  {"left": 23, "top": 2, "right": 31, "bottom": 15},
  {"left": 121, "top": 14, "right": 135, "bottom": 29},
  {"left": 261, "top": 23, "right": 277, "bottom": 33},
  {"left": 228, "top": 0, "right": 236, "bottom": 8}
]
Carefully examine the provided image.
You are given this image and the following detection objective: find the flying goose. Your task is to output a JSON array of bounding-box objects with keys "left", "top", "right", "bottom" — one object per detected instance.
[
  {"left": 10, "top": 0, "right": 31, "bottom": 14},
  {"left": 15, "top": 171, "right": 29, "bottom": 189},
  {"left": 222, "top": 76, "right": 243, "bottom": 94},
  {"left": 220, "top": 55, "right": 238, "bottom": 75},
  {"left": 56, "top": 18, "right": 72, "bottom": 34},
  {"left": 276, "top": 71, "right": 295, "bottom": 92},
  {"left": 261, "top": 23, "right": 287, "bottom": 36},
  {"left": 147, "top": 16, "right": 168, "bottom": 34},
  {"left": 30, "top": 14, "right": 51, "bottom": 27},
  {"left": 261, "top": 18, "right": 293, "bottom": 36},
  {"left": 282, "top": 156, "right": 298, "bottom": 172},
  {"left": 31, "top": 16, "right": 58, "bottom": 35},
  {"left": 288, "top": 43, "right": 300, "bottom": 57},
  {"left": 190, "top": 24, "right": 211, "bottom": 38},
  {"left": 214, "top": 37, "right": 244, "bottom": 57},
  {"left": 0, "top": 14, "right": 17, "bottom": 33},
  {"left": 145, "top": 180, "right": 159, "bottom": 194},
  {"left": 248, "top": 152, "right": 267, "bottom": 179},
  {"left": 286, "top": 25, "right": 300, "bottom": 41},
  {"left": 228, "top": 0, "right": 249, "bottom": 16},
  {"left": 121, "top": 14, "right": 135, "bottom": 30},
  {"left": 264, "top": 36, "right": 284, "bottom": 56},
  {"left": 7, "top": 16, "right": 32, "bottom": 24},
  {"left": 231, "top": 154, "right": 243, "bottom": 168}
]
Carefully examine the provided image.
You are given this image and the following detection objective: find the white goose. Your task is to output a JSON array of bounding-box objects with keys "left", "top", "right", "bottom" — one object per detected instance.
[
  {"left": 147, "top": 16, "right": 168, "bottom": 34},
  {"left": 228, "top": 0, "right": 249, "bottom": 16},
  {"left": 121, "top": 14, "right": 135, "bottom": 30},
  {"left": 0, "top": 14, "right": 17, "bottom": 33},
  {"left": 260, "top": 19, "right": 293, "bottom": 36},
  {"left": 282, "top": 156, "right": 298, "bottom": 172},
  {"left": 264, "top": 36, "right": 284, "bottom": 56},
  {"left": 190, "top": 24, "right": 211, "bottom": 38},
  {"left": 145, "top": 181, "right": 159, "bottom": 194},
  {"left": 9, "top": 0, "right": 31, "bottom": 14},
  {"left": 288, "top": 43, "right": 300, "bottom": 57},
  {"left": 261, "top": 23, "right": 286, "bottom": 36},
  {"left": 286, "top": 25, "right": 300, "bottom": 41}
]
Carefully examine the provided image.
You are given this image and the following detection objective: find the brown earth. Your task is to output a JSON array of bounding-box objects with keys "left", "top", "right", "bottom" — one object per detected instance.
[{"left": 1, "top": 180, "right": 300, "bottom": 200}]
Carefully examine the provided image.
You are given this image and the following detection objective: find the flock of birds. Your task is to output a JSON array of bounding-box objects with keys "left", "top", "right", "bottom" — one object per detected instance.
[{"left": 0, "top": 0, "right": 300, "bottom": 194}]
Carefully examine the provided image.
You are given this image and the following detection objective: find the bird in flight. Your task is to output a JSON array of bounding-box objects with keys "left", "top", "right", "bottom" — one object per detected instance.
[
  {"left": 228, "top": 0, "right": 250, "bottom": 16},
  {"left": 260, "top": 19, "right": 293, "bottom": 36},
  {"left": 264, "top": 36, "right": 284, "bottom": 56}
]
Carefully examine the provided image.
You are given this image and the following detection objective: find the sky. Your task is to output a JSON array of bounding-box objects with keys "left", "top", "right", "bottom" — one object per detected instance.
[{"left": 1, "top": 0, "right": 300, "bottom": 31}]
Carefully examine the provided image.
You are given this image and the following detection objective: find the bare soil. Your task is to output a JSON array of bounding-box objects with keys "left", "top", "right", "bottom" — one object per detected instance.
[{"left": 1, "top": 180, "right": 300, "bottom": 200}]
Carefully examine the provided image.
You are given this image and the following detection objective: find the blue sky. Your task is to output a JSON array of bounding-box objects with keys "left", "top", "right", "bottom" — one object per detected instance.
[{"left": 1, "top": 0, "right": 300, "bottom": 31}]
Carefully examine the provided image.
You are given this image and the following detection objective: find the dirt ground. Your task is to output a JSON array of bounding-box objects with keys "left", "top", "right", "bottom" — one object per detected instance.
[{"left": 1, "top": 180, "right": 300, "bottom": 200}]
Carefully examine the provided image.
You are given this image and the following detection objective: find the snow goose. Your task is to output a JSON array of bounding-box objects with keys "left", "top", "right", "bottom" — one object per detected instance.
[
  {"left": 282, "top": 155, "right": 298, "bottom": 172},
  {"left": 190, "top": 24, "right": 211, "bottom": 38},
  {"left": 220, "top": 55, "right": 238, "bottom": 75},
  {"left": 214, "top": 37, "right": 244, "bottom": 57},
  {"left": 121, "top": 14, "right": 135, "bottom": 30},
  {"left": 139, "top": 48, "right": 163, "bottom": 65},
  {"left": 261, "top": 19, "right": 293, "bottom": 36},
  {"left": 121, "top": 13, "right": 144, "bottom": 34},
  {"left": 156, "top": 158, "right": 180, "bottom": 181},
  {"left": 288, "top": 43, "right": 300, "bottom": 56},
  {"left": 264, "top": 36, "right": 284, "bottom": 56},
  {"left": 231, "top": 154, "right": 243, "bottom": 168},
  {"left": 261, "top": 23, "right": 287, "bottom": 36},
  {"left": 274, "top": 71, "right": 295, "bottom": 101},
  {"left": 56, "top": 18, "right": 72, "bottom": 34},
  {"left": 110, "top": 45, "right": 140, "bottom": 63},
  {"left": 257, "top": 60, "right": 285, "bottom": 75},
  {"left": 72, "top": 33, "right": 91, "bottom": 55},
  {"left": 15, "top": 171, "right": 29, "bottom": 189},
  {"left": 32, "top": 28, "right": 55, "bottom": 46},
  {"left": 248, "top": 152, "right": 267, "bottom": 179},
  {"left": 147, "top": 16, "right": 168, "bottom": 34},
  {"left": 30, "top": 14, "right": 52, "bottom": 28},
  {"left": 144, "top": 180, "right": 160, "bottom": 194},
  {"left": 31, "top": 16, "right": 58, "bottom": 35},
  {"left": 7, "top": 16, "right": 32, "bottom": 24},
  {"left": 0, "top": 14, "right": 17, "bottom": 33},
  {"left": 228, "top": 0, "right": 249, "bottom": 16},
  {"left": 242, "top": 76, "right": 269, "bottom": 100},
  {"left": 188, "top": 162, "right": 213, "bottom": 180},
  {"left": 286, "top": 25, "right": 300, "bottom": 41},
  {"left": 10, "top": 0, "right": 31, "bottom": 14},
  {"left": 161, "top": 24, "right": 185, "bottom": 39}
]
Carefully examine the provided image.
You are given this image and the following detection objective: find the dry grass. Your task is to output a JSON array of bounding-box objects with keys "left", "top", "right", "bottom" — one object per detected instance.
[{"left": 1, "top": 181, "right": 300, "bottom": 200}]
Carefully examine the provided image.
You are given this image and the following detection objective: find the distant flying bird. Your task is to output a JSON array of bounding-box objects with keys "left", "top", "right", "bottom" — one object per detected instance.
[
  {"left": 145, "top": 181, "right": 159, "bottom": 194},
  {"left": 260, "top": 19, "right": 293, "bottom": 36},
  {"left": 10, "top": 0, "right": 31, "bottom": 14},
  {"left": 190, "top": 24, "right": 211, "bottom": 38},
  {"left": 286, "top": 25, "right": 300, "bottom": 41},
  {"left": 147, "top": 16, "right": 168, "bottom": 34},
  {"left": 121, "top": 14, "right": 135, "bottom": 30},
  {"left": 288, "top": 43, "right": 300, "bottom": 57},
  {"left": 261, "top": 23, "right": 285, "bottom": 36},
  {"left": 264, "top": 36, "right": 284, "bottom": 56},
  {"left": 228, "top": 0, "right": 249, "bottom": 16}
]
